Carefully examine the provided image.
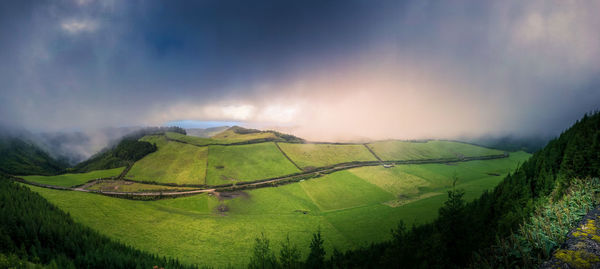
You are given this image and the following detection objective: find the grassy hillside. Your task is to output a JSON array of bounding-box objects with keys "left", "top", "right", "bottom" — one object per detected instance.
[
  {"left": 22, "top": 167, "right": 125, "bottom": 187},
  {"left": 206, "top": 142, "right": 301, "bottom": 185},
  {"left": 278, "top": 143, "right": 377, "bottom": 169},
  {"left": 88, "top": 180, "right": 198, "bottom": 192},
  {"left": 186, "top": 126, "right": 229, "bottom": 138},
  {"left": 165, "top": 131, "right": 218, "bottom": 146},
  {"left": 0, "top": 136, "right": 66, "bottom": 176},
  {"left": 127, "top": 136, "right": 207, "bottom": 185},
  {"left": 300, "top": 171, "right": 395, "bottom": 211},
  {"left": 367, "top": 140, "right": 504, "bottom": 161},
  {"left": 73, "top": 139, "right": 156, "bottom": 172},
  {"left": 211, "top": 126, "right": 280, "bottom": 143},
  {"left": 25, "top": 152, "right": 528, "bottom": 267}
]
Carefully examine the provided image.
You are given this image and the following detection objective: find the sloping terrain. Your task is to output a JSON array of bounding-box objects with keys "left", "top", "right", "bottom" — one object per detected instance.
[
  {"left": 211, "top": 126, "right": 279, "bottom": 143},
  {"left": 186, "top": 126, "right": 229, "bottom": 138},
  {"left": 22, "top": 167, "right": 124, "bottom": 187},
  {"left": 206, "top": 142, "right": 301, "bottom": 185},
  {"left": 366, "top": 140, "right": 504, "bottom": 161},
  {"left": 277, "top": 143, "right": 377, "bottom": 169},
  {"left": 127, "top": 136, "right": 208, "bottom": 185},
  {"left": 24, "top": 152, "right": 528, "bottom": 267}
]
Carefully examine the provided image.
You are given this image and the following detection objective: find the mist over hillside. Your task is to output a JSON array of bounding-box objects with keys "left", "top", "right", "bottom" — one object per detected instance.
[{"left": 32, "top": 127, "right": 144, "bottom": 165}]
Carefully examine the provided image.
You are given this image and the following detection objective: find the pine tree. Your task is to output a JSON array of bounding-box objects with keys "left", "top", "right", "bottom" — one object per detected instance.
[
  {"left": 279, "top": 234, "right": 300, "bottom": 269},
  {"left": 305, "top": 228, "right": 325, "bottom": 269},
  {"left": 248, "top": 233, "right": 278, "bottom": 269}
]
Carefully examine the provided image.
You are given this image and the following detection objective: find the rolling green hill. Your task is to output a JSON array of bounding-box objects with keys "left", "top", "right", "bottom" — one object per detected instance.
[
  {"left": 366, "top": 140, "right": 504, "bottom": 161},
  {"left": 127, "top": 136, "right": 208, "bottom": 185},
  {"left": 23, "top": 150, "right": 528, "bottom": 267},
  {"left": 21, "top": 119, "right": 600, "bottom": 268},
  {"left": 277, "top": 143, "right": 377, "bottom": 169},
  {"left": 73, "top": 139, "right": 156, "bottom": 172},
  {"left": 186, "top": 126, "right": 229, "bottom": 138},
  {"left": 206, "top": 142, "right": 301, "bottom": 185}
]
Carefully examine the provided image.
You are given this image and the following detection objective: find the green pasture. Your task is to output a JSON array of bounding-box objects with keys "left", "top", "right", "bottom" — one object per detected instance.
[
  {"left": 165, "top": 132, "right": 218, "bottom": 146},
  {"left": 366, "top": 140, "right": 503, "bottom": 161},
  {"left": 211, "top": 128, "right": 278, "bottom": 143},
  {"left": 26, "top": 151, "right": 529, "bottom": 267},
  {"left": 127, "top": 139, "right": 207, "bottom": 185},
  {"left": 139, "top": 134, "right": 169, "bottom": 148},
  {"left": 277, "top": 143, "right": 377, "bottom": 169},
  {"left": 299, "top": 171, "right": 395, "bottom": 211},
  {"left": 205, "top": 142, "right": 300, "bottom": 185},
  {"left": 22, "top": 167, "right": 125, "bottom": 187}
]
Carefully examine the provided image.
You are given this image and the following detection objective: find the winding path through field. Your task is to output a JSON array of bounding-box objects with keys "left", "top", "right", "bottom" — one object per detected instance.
[{"left": 11, "top": 153, "right": 509, "bottom": 200}]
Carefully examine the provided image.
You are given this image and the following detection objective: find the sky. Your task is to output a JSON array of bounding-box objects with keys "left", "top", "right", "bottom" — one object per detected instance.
[{"left": 1, "top": 0, "right": 599, "bottom": 141}]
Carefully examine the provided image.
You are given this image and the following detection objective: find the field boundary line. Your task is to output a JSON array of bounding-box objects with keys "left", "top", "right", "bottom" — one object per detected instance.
[
  {"left": 274, "top": 142, "right": 303, "bottom": 171},
  {"left": 118, "top": 164, "right": 133, "bottom": 180},
  {"left": 204, "top": 146, "right": 210, "bottom": 185},
  {"left": 298, "top": 181, "right": 325, "bottom": 212},
  {"left": 363, "top": 144, "right": 383, "bottom": 163}
]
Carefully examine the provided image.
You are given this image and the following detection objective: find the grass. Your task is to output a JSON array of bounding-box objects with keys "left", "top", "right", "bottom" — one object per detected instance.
[
  {"left": 22, "top": 167, "right": 125, "bottom": 187},
  {"left": 166, "top": 130, "right": 279, "bottom": 145},
  {"left": 25, "top": 151, "right": 531, "bottom": 267},
  {"left": 127, "top": 139, "right": 208, "bottom": 185},
  {"left": 277, "top": 143, "right": 377, "bottom": 169},
  {"left": 139, "top": 135, "right": 169, "bottom": 147},
  {"left": 165, "top": 132, "right": 218, "bottom": 146},
  {"left": 211, "top": 128, "right": 278, "bottom": 143},
  {"left": 25, "top": 184, "right": 348, "bottom": 268},
  {"left": 87, "top": 180, "right": 198, "bottom": 192},
  {"left": 366, "top": 140, "right": 503, "bottom": 161},
  {"left": 299, "top": 171, "right": 395, "bottom": 211},
  {"left": 348, "top": 166, "right": 430, "bottom": 196},
  {"left": 205, "top": 142, "right": 300, "bottom": 185}
]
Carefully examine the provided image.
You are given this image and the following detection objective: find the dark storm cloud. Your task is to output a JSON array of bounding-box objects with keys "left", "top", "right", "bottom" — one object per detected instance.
[{"left": 0, "top": 0, "right": 599, "bottom": 140}]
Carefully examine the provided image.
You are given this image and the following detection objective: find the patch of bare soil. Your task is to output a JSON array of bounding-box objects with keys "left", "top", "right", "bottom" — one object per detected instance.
[
  {"left": 303, "top": 166, "right": 317, "bottom": 172},
  {"left": 216, "top": 204, "right": 229, "bottom": 212}
]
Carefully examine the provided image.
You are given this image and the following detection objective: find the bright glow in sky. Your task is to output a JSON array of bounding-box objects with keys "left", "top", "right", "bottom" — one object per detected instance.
[{"left": 0, "top": 0, "right": 599, "bottom": 141}]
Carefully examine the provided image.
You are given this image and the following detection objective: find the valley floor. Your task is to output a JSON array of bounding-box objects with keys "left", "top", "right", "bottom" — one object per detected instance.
[{"left": 22, "top": 151, "right": 530, "bottom": 267}]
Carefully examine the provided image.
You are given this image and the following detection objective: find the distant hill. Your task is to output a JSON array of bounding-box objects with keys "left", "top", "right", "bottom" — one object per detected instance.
[
  {"left": 72, "top": 127, "right": 184, "bottom": 172},
  {"left": 0, "top": 135, "right": 66, "bottom": 176},
  {"left": 211, "top": 125, "right": 305, "bottom": 143},
  {"left": 186, "top": 126, "right": 229, "bottom": 138},
  {"left": 33, "top": 126, "right": 143, "bottom": 166}
]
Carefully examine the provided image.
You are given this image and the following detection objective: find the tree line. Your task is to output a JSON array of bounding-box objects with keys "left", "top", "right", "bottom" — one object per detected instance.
[{"left": 0, "top": 177, "right": 196, "bottom": 269}]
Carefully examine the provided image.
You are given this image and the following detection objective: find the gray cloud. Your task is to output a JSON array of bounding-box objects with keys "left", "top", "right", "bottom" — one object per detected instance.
[{"left": 0, "top": 0, "right": 598, "bottom": 141}]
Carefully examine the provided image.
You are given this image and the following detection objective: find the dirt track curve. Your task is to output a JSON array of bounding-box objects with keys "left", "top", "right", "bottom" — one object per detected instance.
[{"left": 11, "top": 153, "right": 509, "bottom": 200}]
